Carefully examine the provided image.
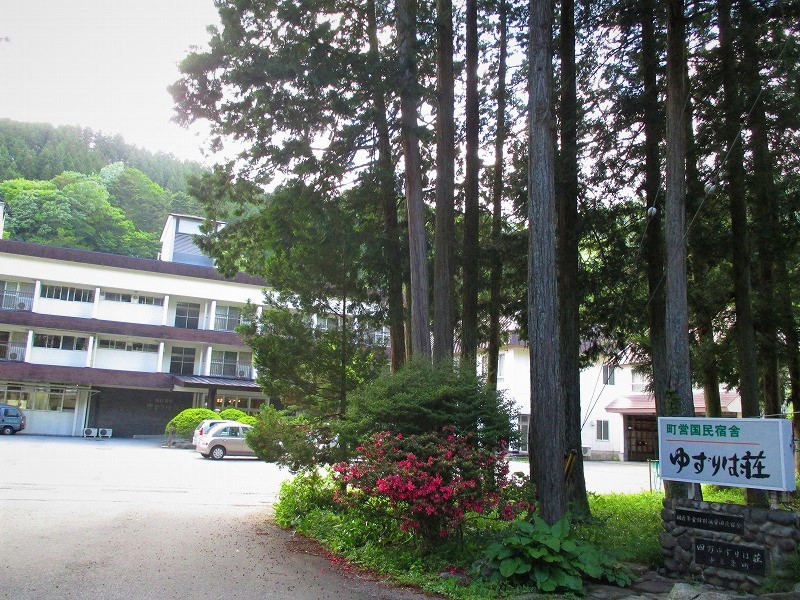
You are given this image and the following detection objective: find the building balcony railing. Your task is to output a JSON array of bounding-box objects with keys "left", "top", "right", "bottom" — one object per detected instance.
[
  {"left": 209, "top": 361, "right": 253, "bottom": 379},
  {"left": 0, "top": 342, "right": 26, "bottom": 362},
  {"left": 213, "top": 315, "right": 244, "bottom": 332},
  {"left": 1, "top": 290, "right": 34, "bottom": 312}
]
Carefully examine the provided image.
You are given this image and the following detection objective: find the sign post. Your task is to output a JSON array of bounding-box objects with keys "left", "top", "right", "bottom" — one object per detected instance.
[{"left": 658, "top": 417, "right": 796, "bottom": 492}]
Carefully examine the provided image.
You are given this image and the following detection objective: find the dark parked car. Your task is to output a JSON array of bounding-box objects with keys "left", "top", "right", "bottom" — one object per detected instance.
[{"left": 1, "top": 404, "right": 26, "bottom": 435}]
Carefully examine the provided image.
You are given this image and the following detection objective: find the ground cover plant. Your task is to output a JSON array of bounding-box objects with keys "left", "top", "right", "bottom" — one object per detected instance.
[{"left": 274, "top": 466, "right": 642, "bottom": 598}]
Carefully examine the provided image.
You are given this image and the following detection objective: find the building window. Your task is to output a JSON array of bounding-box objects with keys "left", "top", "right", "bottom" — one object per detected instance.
[
  {"left": 40, "top": 285, "right": 94, "bottom": 303},
  {"left": 170, "top": 347, "right": 196, "bottom": 375},
  {"left": 33, "top": 334, "right": 87, "bottom": 350},
  {"left": 497, "top": 353, "right": 506, "bottom": 381},
  {"left": 137, "top": 295, "right": 163, "bottom": 306},
  {"left": 316, "top": 316, "right": 338, "bottom": 331},
  {"left": 631, "top": 370, "right": 648, "bottom": 392},
  {"left": 596, "top": 419, "right": 610, "bottom": 441},
  {"left": 215, "top": 305, "right": 242, "bottom": 331},
  {"left": 602, "top": 364, "right": 616, "bottom": 385},
  {"left": 174, "top": 302, "right": 200, "bottom": 329},
  {"left": 98, "top": 340, "right": 158, "bottom": 353},
  {"left": 104, "top": 292, "right": 132, "bottom": 302},
  {"left": 372, "top": 326, "right": 390, "bottom": 347},
  {"left": 210, "top": 394, "right": 269, "bottom": 415},
  {"left": 0, "top": 385, "right": 77, "bottom": 412},
  {"left": 517, "top": 414, "right": 530, "bottom": 453}
]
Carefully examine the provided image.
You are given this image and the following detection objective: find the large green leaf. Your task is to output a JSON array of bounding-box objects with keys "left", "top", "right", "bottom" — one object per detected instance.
[{"left": 500, "top": 557, "right": 522, "bottom": 578}]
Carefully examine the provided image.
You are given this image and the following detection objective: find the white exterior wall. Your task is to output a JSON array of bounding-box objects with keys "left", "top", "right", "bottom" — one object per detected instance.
[
  {"left": 489, "top": 344, "right": 636, "bottom": 461},
  {"left": 159, "top": 214, "right": 177, "bottom": 261},
  {"left": 19, "top": 390, "right": 89, "bottom": 436},
  {"left": 96, "top": 299, "right": 163, "bottom": 325},
  {"left": 93, "top": 348, "right": 160, "bottom": 372},
  {"left": 1, "top": 254, "right": 264, "bottom": 318},
  {"left": 37, "top": 296, "right": 95, "bottom": 318},
  {"left": 578, "top": 364, "right": 632, "bottom": 460},
  {"left": 28, "top": 347, "right": 89, "bottom": 368},
  {"left": 495, "top": 347, "right": 531, "bottom": 416}
]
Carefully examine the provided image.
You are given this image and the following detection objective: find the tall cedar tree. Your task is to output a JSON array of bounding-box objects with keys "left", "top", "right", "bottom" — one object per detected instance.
[
  {"left": 397, "top": 0, "right": 432, "bottom": 359},
  {"left": 461, "top": 0, "right": 481, "bottom": 369},
  {"left": 486, "top": 0, "right": 508, "bottom": 389},
  {"left": 528, "top": 0, "right": 566, "bottom": 524},
  {"left": 433, "top": 0, "right": 456, "bottom": 362},
  {"left": 664, "top": 0, "right": 696, "bottom": 499},
  {"left": 558, "top": 0, "right": 589, "bottom": 516},
  {"left": 366, "top": 0, "right": 407, "bottom": 371}
]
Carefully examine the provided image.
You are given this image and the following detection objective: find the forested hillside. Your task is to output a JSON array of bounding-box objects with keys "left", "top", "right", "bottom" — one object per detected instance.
[{"left": 0, "top": 120, "right": 207, "bottom": 257}]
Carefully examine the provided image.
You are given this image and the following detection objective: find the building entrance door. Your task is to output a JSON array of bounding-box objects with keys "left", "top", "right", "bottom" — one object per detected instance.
[{"left": 624, "top": 415, "right": 658, "bottom": 461}]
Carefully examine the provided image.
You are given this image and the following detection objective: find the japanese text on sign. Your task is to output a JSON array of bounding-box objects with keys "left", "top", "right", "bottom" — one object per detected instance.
[
  {"left": 694, "top": 538, "right": 766, "bottom": 575},
  {"left": 658, "top": 417, "right": 796, "bottom": 492}
]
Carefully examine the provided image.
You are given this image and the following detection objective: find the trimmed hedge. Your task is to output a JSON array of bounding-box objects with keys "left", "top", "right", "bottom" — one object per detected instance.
[{"left": 165, "top": 408, "right": 219, "bottom": 439}]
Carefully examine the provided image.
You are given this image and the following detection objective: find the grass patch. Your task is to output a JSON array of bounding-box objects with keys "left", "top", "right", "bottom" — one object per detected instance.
[{"left": 577, "top": 492, "right": 664, "bottom": 566}]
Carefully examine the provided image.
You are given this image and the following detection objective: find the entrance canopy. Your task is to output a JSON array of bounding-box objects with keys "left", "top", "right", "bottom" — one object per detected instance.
[{"left": 605, "top": 390, "right": 741, "bottom": 416}]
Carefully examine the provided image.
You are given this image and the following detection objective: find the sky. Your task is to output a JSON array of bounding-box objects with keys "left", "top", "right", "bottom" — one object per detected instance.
[{"left": 0, "top": 0, "right": 221, "bottom": 163}]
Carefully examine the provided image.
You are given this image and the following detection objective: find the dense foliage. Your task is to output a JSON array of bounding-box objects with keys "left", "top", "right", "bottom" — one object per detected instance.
[
  {"left": 0, "top": 119, "right": 203, "bottom": 192},
  {"left": 164, "top": 408, "right": 219, "bottom": 439},
  {"left": 246, "top": 405, "right": 341, "bottom": 472},
  {"left": 341, "top": 359, "right": 517, "bottom": 452},
  {"left": 274, "top": 471, "right": 649, "bottom": 598},
  {"left": 217, "top": 408, "right": 257, "bottom": 426},
  {"left": 333, "top": 429, "right": 525, "bottom": 544},
  {"left": 0, "top": 120, "right": 206, "bottom": 256}
]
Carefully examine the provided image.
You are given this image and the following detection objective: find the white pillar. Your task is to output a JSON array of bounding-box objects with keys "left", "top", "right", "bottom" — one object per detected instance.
[
  {"left": 85, "top": 336, "right": 94, "bottom": 367},
  {"left": 92, "top": 287, "right": 101, "bottom": 318},
  {"left": 31, "top": 280, "right": 42, "bottom": 313},
  {"left": 25, "top": 330, "right": 34, "bottom": 361},
  {"left": 156, "top": 342, "right": 165, "bottom": 373},
  {"left": 161, "top": 295, "right": 170, "bottom": 326},
  {"left": 209, "top": 300, "right": 217, "bottom": 330},
  {"left": 205, "top": 346, "right": 213, "bottom": 376}
]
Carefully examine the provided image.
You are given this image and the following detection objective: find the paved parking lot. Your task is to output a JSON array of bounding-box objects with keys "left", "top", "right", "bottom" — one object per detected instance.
[
  {"left": 0, "top": 435, "right": 659, "bottom": 599},
  {"left": 1, "top": 435, "right": 291, "bottom": 509},
  {"left": 0, "top": 435, "right": 430, "bottom": 600}
]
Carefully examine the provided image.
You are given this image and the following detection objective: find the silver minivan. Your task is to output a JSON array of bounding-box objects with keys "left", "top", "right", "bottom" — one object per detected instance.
[{"left": 0, "top": 404, "right": 26, "bottom": 435}]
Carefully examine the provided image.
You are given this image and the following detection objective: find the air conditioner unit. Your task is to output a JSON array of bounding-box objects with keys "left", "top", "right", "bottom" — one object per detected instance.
[
  {"left": 98, "top": 428, "right": 113, "bottom": 438},
  {"left": 8, "top": 352, "right": 19, "bottom": 361},
  {"left": 83, "top": 428, "right": 98, "bottom": 438},
  {"left": 16, "top": 301, "right": 27, "bottom": 310},
  {"left": 99, "top": 291, "right": 105, "bottom": 297},
  {"left": 237, "top": 370, "right": 247, "bottom": 378},
  {"left": 132, "top": 295, "right": 139, "bottom": 301}
]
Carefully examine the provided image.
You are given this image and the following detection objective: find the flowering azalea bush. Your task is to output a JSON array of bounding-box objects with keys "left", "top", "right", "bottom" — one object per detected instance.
[{"left": 333, "top": 428, "right": 528, "bottom": 544}]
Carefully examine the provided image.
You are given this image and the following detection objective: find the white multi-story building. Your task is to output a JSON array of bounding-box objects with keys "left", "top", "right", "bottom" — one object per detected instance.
[
  {"left": 489, "top": 333, "right": 741, "bottom": 462},
  {"left": 0, "top": 212, "right": 271, "bottom": 437}
]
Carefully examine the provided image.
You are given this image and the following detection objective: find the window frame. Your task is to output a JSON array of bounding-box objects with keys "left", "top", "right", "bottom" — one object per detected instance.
[
  {"left": 596, "top": 419, "right": 610, "bottom": 441},
  {"left": 174, "top": 302, "right": 201, "bottom": 329},
  {"left": 169, "top": 347, "right": 196, "bottom": 375}
]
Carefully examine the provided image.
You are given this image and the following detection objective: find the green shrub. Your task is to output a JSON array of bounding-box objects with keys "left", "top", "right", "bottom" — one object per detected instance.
[
  {"left": 219, "top": 408, "right": 248, "bottom": 421},
  {"left": 164, "top": 408, "right": 219, "bottom": 439},
  {"left": 340, "top": 358, "right": 517, "bottom": 451},
  {"left": 248, "top": 405, "right": 339, "bottom": 472},
  {"left": 274, "top": 470, "right": 339, "bottom": 529},
  {"left": 219, "top": 408, "right": 258, "bottom": 427},
  {"left": 478, "top": 516, "right": 634, "bottom": 593}
]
